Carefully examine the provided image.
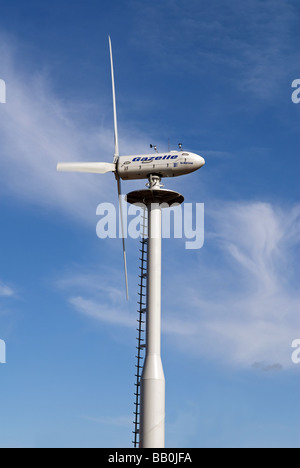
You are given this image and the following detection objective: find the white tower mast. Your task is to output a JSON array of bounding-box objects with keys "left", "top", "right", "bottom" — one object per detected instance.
[
  {"left": 141, "top": 184, "right": 165, "bottom": 447},
  {"left": 127, "top": 177, "right": 184, "bottom": 448}
]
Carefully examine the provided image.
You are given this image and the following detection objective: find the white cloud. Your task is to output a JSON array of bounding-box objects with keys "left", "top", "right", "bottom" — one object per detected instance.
[
  {"left": 164, "top": 202, "right": 300, "bottom": 369},
  {"left": 210, "top": 202, "right": 289, "bottom": 293},
  {"left": 57, "top": 202, "right": 300, "bottom": 370},
  {"left": 0, "top": 280, "right": 14, "bottom": 297},
  {"left": 0, "top": 34, "right": 149, "bottom": 224},
  {"left": 57, "top": 270, "right": 196, "bottom": 336},
  {"left": 70, "top": 294, "right": 197, "bottom": 336},
  {"left": 69, "top": 296, "right": 135, "bottom": 328}
]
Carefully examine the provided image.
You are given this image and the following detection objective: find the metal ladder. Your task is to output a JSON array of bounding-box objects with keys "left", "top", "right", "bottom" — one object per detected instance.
[{"left": 132, "top": 209, "right": 148, "bottom": 447}]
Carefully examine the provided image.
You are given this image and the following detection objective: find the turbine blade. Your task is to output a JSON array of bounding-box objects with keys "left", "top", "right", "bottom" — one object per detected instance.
[
  {"left": 117, "top": 175, "right": 129, "bottom": 300},
  {"left": 108, "top": 36, "right": 119, "bottom": 161},
  {"left": 57, "top": 162, "right": 116, "bottom": 174}
]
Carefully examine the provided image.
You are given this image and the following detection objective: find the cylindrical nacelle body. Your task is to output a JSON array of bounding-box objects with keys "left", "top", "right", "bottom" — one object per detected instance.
[{"left": 118, "top": 152, "right": 205, "bottom": 180}]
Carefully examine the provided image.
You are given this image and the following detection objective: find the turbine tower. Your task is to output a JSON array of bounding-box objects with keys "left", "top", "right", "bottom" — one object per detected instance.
[
  {"left": 127, "top": 179, "right": 184, "bottom": 447},
  {"left": 57, "top": 37, "right": 205, "bottom": 448}
]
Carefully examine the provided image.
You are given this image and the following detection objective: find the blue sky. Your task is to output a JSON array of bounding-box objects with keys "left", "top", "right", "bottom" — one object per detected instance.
[{"left": 0, "top": 0, "right": 299, "bottom": 448}]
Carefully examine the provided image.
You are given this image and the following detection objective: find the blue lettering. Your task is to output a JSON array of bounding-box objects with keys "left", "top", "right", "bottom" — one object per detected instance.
[{"left": 132, "top": 155, "right": 178, "bottom": 163}]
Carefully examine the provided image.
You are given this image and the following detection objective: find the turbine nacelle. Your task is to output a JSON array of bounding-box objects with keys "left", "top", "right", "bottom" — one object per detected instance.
[
  {"left": 56, "top": 152, "right": 205, "bottom": 180},
  {"left": 117, "top": 151, "right": 205, "bottom": 180}
]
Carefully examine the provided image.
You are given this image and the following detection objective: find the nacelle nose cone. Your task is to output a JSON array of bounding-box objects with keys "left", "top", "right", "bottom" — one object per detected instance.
[{"left": 192, "top": 153, "right": 205, "bottom": 169}]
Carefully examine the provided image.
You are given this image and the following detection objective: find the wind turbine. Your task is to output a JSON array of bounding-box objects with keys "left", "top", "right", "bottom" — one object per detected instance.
[{"left": 57, "top": 37, "right": 205, "bottom": 448}]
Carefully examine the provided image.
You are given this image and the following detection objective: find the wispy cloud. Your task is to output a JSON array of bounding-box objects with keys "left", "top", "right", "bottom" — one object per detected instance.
[
  {"left": 57, "top": 202, "right": 300, "bottom": 369},
  {"left": 129, "top": 0, "right": 298, "bottom": 100},
  {"left": 0, "top": 34, "right": 149, "bottom": 223},
  {"left": 69, "top": 296, "right": 135, "bottom": 328},
  {"left": 252, "top": 362, "right": 283, "bottom": 373},
  {"left": 163, "top": 201, "right": 300, "bottom": 369},
  {"left": 57, "top": 268, "right": 197, "bottom": 336},
  {"left": 0, "top": 280, "right": 14, "bottom": 297},
  {"left": 210, "top": 202, "right": 294, "bottom": 294}
]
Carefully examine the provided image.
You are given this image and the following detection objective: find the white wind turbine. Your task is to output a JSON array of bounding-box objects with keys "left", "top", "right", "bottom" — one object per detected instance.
[{"left": 57, "top": 37, "right": 205, "bottom": 448}]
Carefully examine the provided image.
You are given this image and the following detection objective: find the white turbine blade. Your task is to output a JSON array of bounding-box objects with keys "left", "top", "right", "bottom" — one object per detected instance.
[
  {"left": 108, "top": 36, "right": 119, "bottom": 161},
  {"left": 117, "top": 175, "right": 129, "bottom": 300},
  {"left": 57, "top": 162, "right": 116, "bottom": 174}
]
